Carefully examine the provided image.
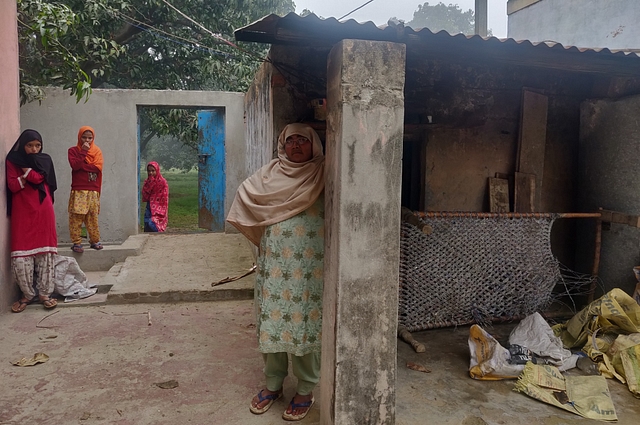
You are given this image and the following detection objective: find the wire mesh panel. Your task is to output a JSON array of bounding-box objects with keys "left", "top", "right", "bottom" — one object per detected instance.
[{"left": 399, "top": 213, "right": 562, "bottom": 331}]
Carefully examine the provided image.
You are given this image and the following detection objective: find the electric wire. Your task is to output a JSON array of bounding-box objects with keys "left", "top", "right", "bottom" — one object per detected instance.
[
  {"left": 113, "top": 12, "right": 239, "bottom": 60},
  {"left": 338, "top": 0, "right": 376, "bottom": 21},
  {"left": 162, "top": 0, "right": 241, "bottom": 52},
  {"left": 160, "top": 0, "right": 272, "bottom": 64}
]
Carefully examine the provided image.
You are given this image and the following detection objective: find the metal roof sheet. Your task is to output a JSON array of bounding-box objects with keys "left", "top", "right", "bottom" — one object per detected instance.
[{"left": 235, "top": 13, "right": 640, "bottom": 76}]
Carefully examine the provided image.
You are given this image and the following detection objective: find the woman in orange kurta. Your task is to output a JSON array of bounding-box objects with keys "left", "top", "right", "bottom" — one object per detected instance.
[{"left": 68, "top": 126, "right": 103, "bottom": 253}]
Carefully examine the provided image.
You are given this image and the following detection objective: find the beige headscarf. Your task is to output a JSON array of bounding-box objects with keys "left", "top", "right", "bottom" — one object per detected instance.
[{"left": 226, "top": 123, "right": 325, "bottom": 246}]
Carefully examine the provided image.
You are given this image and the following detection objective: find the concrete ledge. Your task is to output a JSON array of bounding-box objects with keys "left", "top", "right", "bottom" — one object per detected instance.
[
  {"left": 58, "top": 234, "right": 149, "bottom": 271},
  {"left": 106, "top": 288, "right": 254, "bottom": 304},
  {"left": 102, "top": 253, "right": 255, "bottom": 305}
]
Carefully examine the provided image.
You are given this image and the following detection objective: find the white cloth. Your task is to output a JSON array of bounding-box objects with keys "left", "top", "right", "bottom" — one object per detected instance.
[
  {"left": 52, "top": 255, "right": 97, "bottom": 302},
  {"left": 509, "top": 312, "right": 572, "bottom": 366}
]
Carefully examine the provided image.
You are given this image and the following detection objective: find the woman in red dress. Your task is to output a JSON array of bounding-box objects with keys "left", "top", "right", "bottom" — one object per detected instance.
[
  {"left": 6, "top": 129, "right": 58, "bottom": 312},
  {"left": 142, "top": 161, "right": 169, "bottom": 232}
]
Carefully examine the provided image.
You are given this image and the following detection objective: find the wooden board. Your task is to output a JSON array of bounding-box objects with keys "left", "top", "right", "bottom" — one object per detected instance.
[
  {"left": 488, "top": 178, "right": 510, "bottom": 213},
  {"left": 514, "top": 172, "right": 536, "bottom": 213},
  {"left": 516, "top": 89, "right": 548, "bottom": 210},
  {"left": 599, "top": 209, "right": 640, "bottom": 228}
]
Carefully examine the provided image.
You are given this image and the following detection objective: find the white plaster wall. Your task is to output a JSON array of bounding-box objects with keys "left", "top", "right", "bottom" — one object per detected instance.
[
  {"left": 244, "top": 61, "right": 274, "bottom": 177},
  {"left": 20, "top": 88, "right": 245, "bottom": 243},
  {"left": 508, "top": 0, "right": 640, "bottom": 49}
]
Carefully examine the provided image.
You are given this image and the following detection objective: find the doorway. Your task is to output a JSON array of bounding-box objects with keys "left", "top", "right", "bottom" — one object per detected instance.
[{"left": 138, "top": 106, "right": 226, "bottom": 233}]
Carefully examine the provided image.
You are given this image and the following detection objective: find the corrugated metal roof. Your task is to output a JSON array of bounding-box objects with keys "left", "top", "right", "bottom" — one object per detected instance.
[{"left": 235, "top": 13, "right": 640, "bottom": 76}]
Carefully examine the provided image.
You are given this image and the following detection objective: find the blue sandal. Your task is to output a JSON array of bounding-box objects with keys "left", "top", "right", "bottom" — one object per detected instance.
[
  {"left": 71, "top": 244, "right": 84, "bottom": 253},
  {"left": 249, "top": 389, "right": 282, "bottom": 414},
  {"left": 282, "top": 395, "right": 315, "bottom": 421},
  {"left": 90, "top": 242, "right": 103, "bottom": 250}
]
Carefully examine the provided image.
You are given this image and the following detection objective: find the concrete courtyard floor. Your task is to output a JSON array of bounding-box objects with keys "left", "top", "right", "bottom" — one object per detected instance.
[{"left": 1, "top": 233, "right": 639, "bottom": 424}]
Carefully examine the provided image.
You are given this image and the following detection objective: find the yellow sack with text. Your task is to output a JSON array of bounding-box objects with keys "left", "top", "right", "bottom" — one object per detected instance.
[
  {"left": 515, "top": 362, "right": 618, "bottom": 422},
  {"left": 553, "top": 288, "right": 640, "bottom": 353},
  {"left": 602, "top": 333, "right": 640, "bottom": 397}
]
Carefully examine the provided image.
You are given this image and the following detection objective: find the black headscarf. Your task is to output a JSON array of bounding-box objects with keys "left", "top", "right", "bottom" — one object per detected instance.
[{"left": 6, "top": 129, "right": 57, "bottom": 216}]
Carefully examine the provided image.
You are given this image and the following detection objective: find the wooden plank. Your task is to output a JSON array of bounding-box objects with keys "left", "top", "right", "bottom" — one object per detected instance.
[
  {"left": 516, "top": 89, "right": 548, "bottom": 211},
  {"left": 495, "top": 172, "right": 514, "bottom": 212},
  {"left": 600, "top": 209, "right": 640, "bottom": 227},
  {"left": 488, "top": 178, "right": 510, "bottom": 213},
  {"left": 514, "top": 172, "right": 536, "bottom": 213}
]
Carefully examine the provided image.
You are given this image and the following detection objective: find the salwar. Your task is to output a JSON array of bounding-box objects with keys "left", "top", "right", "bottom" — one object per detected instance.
[
  {"left": 69, "top": 212, "right": 100, "bottom": 244},
  {"left": 68, "top": 190, "right": 101, "bottom": 245},
  {"left": 11, "top": 253, "right": 55, "bottom": 300},
  {"left": 143, "top": 203, "right": 159, "bottom": 232},
  {"left": 262, "top": 351, "right": 321, "bottom": 395}
]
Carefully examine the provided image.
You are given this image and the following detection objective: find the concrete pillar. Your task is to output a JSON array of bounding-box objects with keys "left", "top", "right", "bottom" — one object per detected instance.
[
  {"left": 475, "top": 0, "right": 488, "bottom": 37},
  {"left": 321, "top": 40, "right": 406, "bottom": 425},
  {"left": 0, "top": 0, "right": 20, "bottom": 313}
]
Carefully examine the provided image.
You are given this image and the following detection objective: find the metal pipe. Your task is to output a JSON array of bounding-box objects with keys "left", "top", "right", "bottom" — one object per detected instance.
[
  {"left": 588, "top": 214, "right": 603, "bottom": 303},
  {"left": 415, "top": 211, "right": 601, "bottom": 219}
]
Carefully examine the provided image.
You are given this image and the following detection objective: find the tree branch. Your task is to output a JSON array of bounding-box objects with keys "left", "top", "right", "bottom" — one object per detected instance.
[
  {"left": 112, "top": 21, "right": 146, "bottom": 45},
  {"left": 140, "top": 129, "right": 158, "bottom": 153}
]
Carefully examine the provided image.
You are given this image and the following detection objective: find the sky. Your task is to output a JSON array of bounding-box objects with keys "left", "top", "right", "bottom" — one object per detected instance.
[{"left": 293, "top": 0, "right": 509, "bottom": 38}]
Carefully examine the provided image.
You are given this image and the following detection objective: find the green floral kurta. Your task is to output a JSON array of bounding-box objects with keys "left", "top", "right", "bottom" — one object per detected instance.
[{"left": 256, "top": 196, "right": 324, "bottom": 356}]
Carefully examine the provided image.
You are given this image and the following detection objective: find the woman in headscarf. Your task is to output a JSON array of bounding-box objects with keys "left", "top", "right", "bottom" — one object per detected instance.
[
  {"left": 6, "top": 129, "right": 58, "bottom": 312},
  {"left": 68, "top": 126, "right": 103, "bottom": 252},
  {"left": 227, "top": 123, "right": 325, "bottom": 421},
  {"left": 142, "top": 161, "right": 169, "bottom": 232}
]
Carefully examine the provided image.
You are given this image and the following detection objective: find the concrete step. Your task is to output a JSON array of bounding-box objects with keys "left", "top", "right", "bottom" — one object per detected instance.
[
  {"left": 54, "top": 233, "right": 256, "bottom": 307},
  {"left": 58, "top": 234, "right": 148, "bottom": 272},
  {"left": 103, "top": 259, "right": 254, "bottom": 305}
]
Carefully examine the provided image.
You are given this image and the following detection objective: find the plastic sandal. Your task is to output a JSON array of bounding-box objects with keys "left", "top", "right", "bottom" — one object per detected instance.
[
  {"left": 90, "top": 242, "right": 103, "bottom": 250},
  {"left": 249, "top": 389, "right": 283, "bottom": 414},
  {"left": 72, "top": 244, "right": 84, "bottom": 253},
  {"left": 282, "top": 396, "right": 315, "bottom": 421},
  {"left": 41, "top": 297, "right": 57, "bottom": 309},
  {"left": 11, "top": 297, "right": 34, "bottom": 313}
]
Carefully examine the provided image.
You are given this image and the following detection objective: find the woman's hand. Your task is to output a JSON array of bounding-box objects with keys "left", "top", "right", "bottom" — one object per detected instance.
[{"left": 81, "top": 141, "right": 91, "bottom": 151}]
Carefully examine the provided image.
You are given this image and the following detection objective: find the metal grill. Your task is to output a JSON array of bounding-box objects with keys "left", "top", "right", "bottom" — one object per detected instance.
[{"left": 399, "top": 213, "right": 562, "bottom": 331}]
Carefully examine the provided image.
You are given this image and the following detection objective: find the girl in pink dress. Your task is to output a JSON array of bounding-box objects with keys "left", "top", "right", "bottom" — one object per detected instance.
[{"left": 142, "top": 161, "right": 169, "bottom": 232}]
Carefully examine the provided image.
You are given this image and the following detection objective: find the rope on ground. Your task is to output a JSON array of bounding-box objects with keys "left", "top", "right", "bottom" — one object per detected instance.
[{"left": 36, "top": 310, "right": 60, "bottom": 329}]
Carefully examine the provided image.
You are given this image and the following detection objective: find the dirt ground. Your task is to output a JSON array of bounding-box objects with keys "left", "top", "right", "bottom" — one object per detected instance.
[
  {"left": 2, "top": 302, "right": 639, "bottom": 425},
  {"left": 1, "top": 233, "right": 639, "bottom": 424}
]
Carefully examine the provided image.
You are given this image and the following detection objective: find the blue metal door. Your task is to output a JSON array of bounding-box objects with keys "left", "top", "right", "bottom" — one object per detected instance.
[{"left": 197, "top": 109, "right": 225, "bottom": 231}]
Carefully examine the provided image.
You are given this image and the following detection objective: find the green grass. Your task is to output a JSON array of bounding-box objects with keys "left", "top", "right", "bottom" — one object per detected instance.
[{"left": 140, "top": 169, "right": 204, "bottom": 232}]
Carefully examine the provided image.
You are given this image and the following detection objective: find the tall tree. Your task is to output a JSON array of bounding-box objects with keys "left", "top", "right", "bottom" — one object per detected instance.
[
  {"left": 407, "top": 2, "right": 477, "bottom": 35},
  {"left": 18, "top": 0, "right": 294, "bottom": 102},
  {"left": 17, "top": 0, "right": 294, "bottom": 163}
]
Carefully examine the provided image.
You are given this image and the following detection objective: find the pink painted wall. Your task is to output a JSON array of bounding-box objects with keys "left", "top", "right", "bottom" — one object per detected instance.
[{"left": 0, "top": 1, "right": 20, "bottom": 313}]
